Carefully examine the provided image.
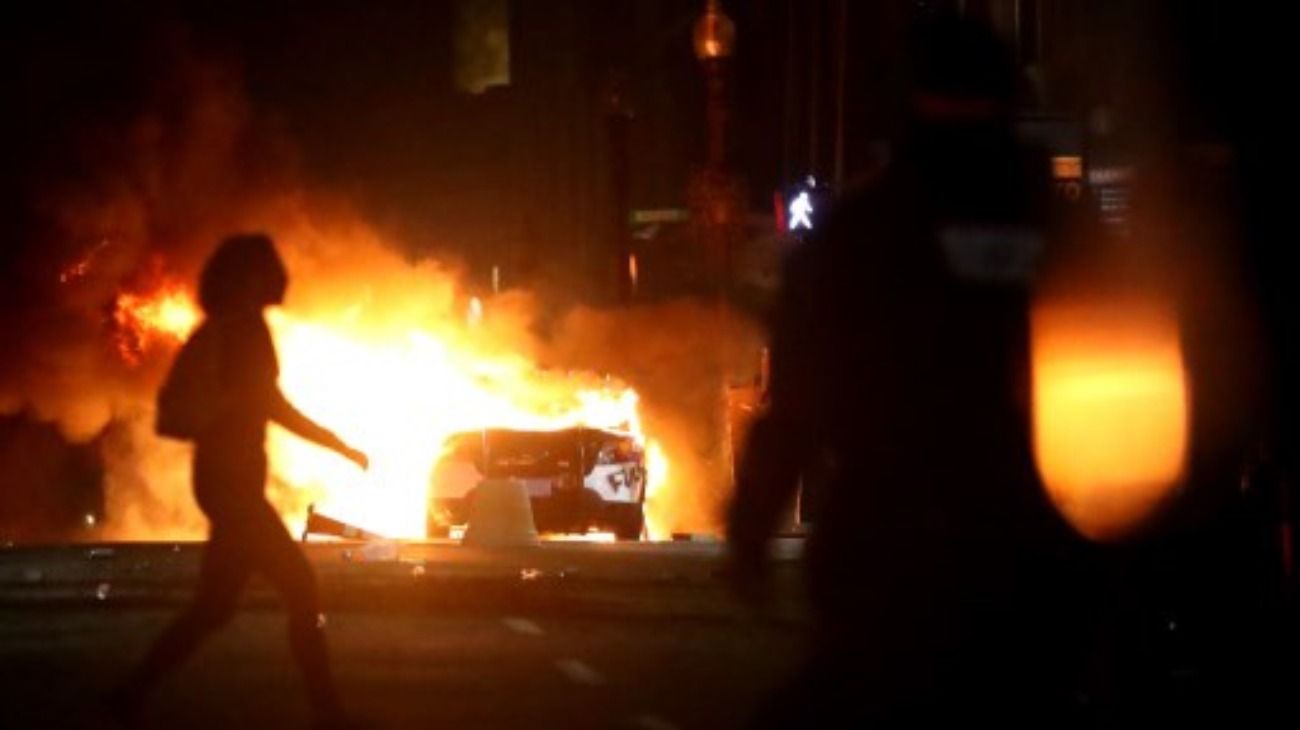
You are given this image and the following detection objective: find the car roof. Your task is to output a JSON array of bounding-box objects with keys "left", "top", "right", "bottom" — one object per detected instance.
[{"left": 449, "top": 426, "right": 635, "bottom": 440}]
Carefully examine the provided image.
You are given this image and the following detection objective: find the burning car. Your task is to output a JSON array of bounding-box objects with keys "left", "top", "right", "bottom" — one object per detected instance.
[
  {"left": 91, "top": 251, "right": 661, "bottom": 543},
  {"left": 429, "top": 427, "right": 647, "bottom": 540}
]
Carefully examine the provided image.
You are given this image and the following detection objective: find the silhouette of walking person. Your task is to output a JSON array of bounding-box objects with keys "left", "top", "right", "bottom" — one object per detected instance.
[{"left": 110, "top": 234, "right": 368, "bottom": 727}]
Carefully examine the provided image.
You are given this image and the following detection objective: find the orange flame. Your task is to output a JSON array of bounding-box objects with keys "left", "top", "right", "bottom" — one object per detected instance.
[
  {"left": 116, "top": 275, "right": 664, "bottom": 540},
  {"left": 267, "top": 307, "right": 652, "bottom": 538},
  {"left": 111, "top": 282, "right": 201, "bottom": 365},
  {"left": 642, "top": 440, "right": 670, "bottom": 540},
  {"left": 1032, "top": 298, "right": 1189, "bottom": 541}
]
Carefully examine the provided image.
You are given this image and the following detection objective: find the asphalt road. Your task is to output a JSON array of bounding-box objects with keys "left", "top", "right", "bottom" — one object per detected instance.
[{"left": 0, "top": 539, "right": 808, "bottom": 729}]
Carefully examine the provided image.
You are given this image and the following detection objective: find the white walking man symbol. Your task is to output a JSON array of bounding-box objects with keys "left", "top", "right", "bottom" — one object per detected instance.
[{"left": 788, "top": 190, "right": 814, "bottom": 231}]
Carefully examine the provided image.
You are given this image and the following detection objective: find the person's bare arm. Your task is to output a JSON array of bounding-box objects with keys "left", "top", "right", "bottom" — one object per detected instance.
[{"left": 268, "top": 388, "right": 369, "bottom": 469}]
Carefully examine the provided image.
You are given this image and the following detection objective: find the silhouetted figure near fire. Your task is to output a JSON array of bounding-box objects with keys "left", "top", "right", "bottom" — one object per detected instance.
[
  {"left": 109, "top": 234, "right": 368, "bottom": 727},
  {"left": 727, "top": 16, "right": 1081, "bottom": 727}
]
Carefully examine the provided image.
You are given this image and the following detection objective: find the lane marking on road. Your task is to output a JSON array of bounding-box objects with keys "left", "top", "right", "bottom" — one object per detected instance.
[
  {"left": 501, "top": 617, "right": 544, "bottom": 636},
  {"left": 555, "top": 658, "right": 606, "bottom": 686},
  {"left": 631, "top": 714, "right": 680, "bottom": 730}
]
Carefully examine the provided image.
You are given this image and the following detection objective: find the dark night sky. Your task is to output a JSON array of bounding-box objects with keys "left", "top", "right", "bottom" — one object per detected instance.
[
  {"left": 0, "top": 0, "right": 1278, "bottom": 290},
  {"left": 5, "top": 1, "right": 840, "bottom": 308}
]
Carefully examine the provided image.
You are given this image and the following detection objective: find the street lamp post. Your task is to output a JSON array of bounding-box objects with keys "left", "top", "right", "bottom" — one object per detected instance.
[
  {"left": 694, "top": 0, "right": 735, "bottom": 169},
  {"left": 689, "top": 0, "right": 747, "bottom": 494},
  {"left": 688, "top": 0, "right": 745, "bottom": 298}
]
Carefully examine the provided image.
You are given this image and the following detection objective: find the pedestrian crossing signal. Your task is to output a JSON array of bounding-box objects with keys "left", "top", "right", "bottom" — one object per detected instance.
[{"left": 777, "top": 176, "right": 828, "bottom": 235}]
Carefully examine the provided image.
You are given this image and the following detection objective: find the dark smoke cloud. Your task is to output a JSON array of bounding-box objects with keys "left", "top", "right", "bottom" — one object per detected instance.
[{"left": 1, "top": 21, "right": 309, "bottom": 538}]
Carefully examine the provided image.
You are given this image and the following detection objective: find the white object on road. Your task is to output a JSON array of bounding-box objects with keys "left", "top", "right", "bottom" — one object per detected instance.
[{"left": 462, "top": 478, "right": 539, "bottom": 548}]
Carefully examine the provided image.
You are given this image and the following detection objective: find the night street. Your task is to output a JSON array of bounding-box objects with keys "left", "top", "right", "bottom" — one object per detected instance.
[
  {"left": 0, "top": 539, "right": 806, "bottom": 729},
  {"left": 5, "top": 1, "right": 1299, "bottom": 726}
]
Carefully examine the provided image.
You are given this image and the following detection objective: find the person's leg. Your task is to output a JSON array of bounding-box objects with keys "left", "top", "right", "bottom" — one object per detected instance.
[
  {"left": 111, "top": 529, "right": 250, "bottom": 718},
  {"left": 247, "top": 502, "right": 344, "bottom": 719}
]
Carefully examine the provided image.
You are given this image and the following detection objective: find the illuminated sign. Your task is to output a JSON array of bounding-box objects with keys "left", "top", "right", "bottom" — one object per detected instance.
[
  {"left": 781, "top": 176, "right": 824, "bottom": 234},
  {"left": 1089, "top": 165, "right": 1132, "bottom": 233},
  {"left": 1051, "top": 155, "right": 1083, "bottom": 180},
  {"left": 788, "top": 191, "right": 813, "bottom": 231},
  {"left": 1051, "top": 155, "right": 1084, "bottom": 202}
]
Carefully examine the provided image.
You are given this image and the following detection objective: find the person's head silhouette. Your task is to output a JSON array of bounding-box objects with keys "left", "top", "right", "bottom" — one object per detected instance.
[
  {"left": 198, "top": 233, "right": 288, "bottom": 317},
  {"left": 906, "top": 14, "right": 1018, "bottom": 123}
]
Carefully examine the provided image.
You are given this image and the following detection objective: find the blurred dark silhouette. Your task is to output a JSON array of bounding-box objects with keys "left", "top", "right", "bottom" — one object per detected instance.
[
  {"left": 1191, "top": 2, "right": 1300, "bottom": 716},
  {"left": 727, "top": 15, "right": 1084, "bottom": 726},
  {"left": 110, "top": 234, "right": 368, "bottom": 727}
]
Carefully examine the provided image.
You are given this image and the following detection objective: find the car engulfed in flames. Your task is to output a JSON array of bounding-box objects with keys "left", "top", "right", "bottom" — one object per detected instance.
[
  {"left": 102, "top": 261, "right": 666, "bottom": 542},
  {"left": 429, "top": 427, "right": 647, "bottom": 540}
]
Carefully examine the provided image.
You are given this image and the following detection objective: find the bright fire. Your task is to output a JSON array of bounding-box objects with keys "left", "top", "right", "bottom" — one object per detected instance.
[
  {"left": 1032, "top": 298, "right": 1189, "bottom": 541},
  {"left": 111, "top": 276, "right": 667, "bottom": 540},
  {"left": 112, "top": 281, "right": 202, "bottom": 365}
]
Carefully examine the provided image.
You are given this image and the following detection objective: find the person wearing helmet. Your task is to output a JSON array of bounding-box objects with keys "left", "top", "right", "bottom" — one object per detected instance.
[{"left": 727, "top": 15, "right": 1080, "bottom": 726}]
